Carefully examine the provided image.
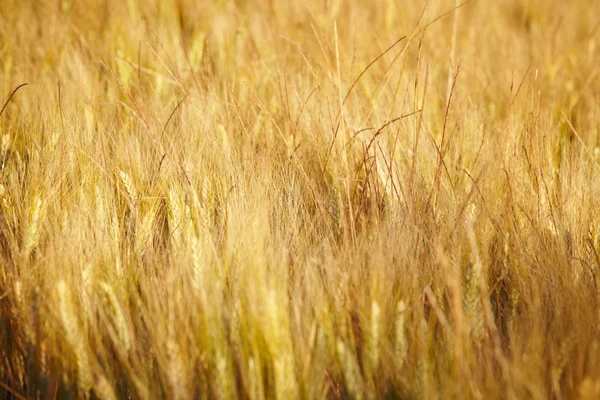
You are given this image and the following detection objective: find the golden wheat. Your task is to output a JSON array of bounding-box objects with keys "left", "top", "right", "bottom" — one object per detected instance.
[{"left": 2, "top": 0, "right": 600, "bottom": 398}]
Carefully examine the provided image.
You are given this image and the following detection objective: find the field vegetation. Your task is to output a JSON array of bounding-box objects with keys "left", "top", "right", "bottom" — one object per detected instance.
[{"left": 1, "top": 0, "right": 600, "bottom": 398}]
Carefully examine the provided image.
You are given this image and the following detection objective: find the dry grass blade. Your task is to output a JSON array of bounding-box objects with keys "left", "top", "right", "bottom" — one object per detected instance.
[{"left": 340, "top": 36, "right": 406, "bottom": 109}]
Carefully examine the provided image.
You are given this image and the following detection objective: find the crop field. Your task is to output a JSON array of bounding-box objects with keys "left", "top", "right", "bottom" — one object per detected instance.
[{"left": 1, "top": 0, "right": 600, "bottom": 398}]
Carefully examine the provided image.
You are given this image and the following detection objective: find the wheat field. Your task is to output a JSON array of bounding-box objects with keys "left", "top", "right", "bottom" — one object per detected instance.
[{"left": 1, "top": 0, "right": 600, "bottom": 398}]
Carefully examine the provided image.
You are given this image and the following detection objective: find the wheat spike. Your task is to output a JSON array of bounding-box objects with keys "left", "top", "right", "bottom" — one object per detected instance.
[
  {"left": 331, "top": 185, "right": 341, "bottom": 236},
  {"left": 200, "top": 178, "right": 213, "bottom": 232},
  {"left": 168, "top": 187, "right": 183, "bottom": 249},
  {"left": 465, "top": 261, "right": 484, "bottom": 342},
  {"left": 395, "top": 300, "right": 408, "bottom": 366},
  {"left": 119, "top": 170, "right": 137, "bottom": 206},
  {"left": 94, "top": 375, "right": 117, "bottom": 400},
  {"left": 337, "top": 339, "right": 362, "bottom": 400},
  {"left": 99, "top": 281, "right": 130, "bottom": 352},
  {"left": 13, "top": 279, "right": 22, "bottom": 307},
  {"left": 23, "top": 195, "right": 43, "bottom": 257},
  {"left": 367, "top": 300, "right": 381, "bottom": 375},
  {"left": 57, "top": 280, "right": 92, "bottom": 392},
  {"left": 215, "top": 351, "right": 234, "bottom": 400},
  {"left": 137, "top": 206, "right": 156, "bottom": 253},
  {"left": 1, "top": 133, "right": 9, "bottom": 169},
  {"left": 80, "top": 264, "right": 93, "bottom": 324},
  {"left": 248, "top": 357, "right": 260, "bottom": 400},
  {"left": 191, "top": 235, "right": 203, "bottom": 292},
  {"left": 167, "top": 339, "right": 189, "bottom": 400},
  {"left": 274, "top": 355, "right": 299, "bottom": 400}
]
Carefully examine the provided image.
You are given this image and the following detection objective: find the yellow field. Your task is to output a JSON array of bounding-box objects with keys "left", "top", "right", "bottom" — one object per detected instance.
[{"left": 1, "top": 0, "right": 600, "bottom": 398}]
